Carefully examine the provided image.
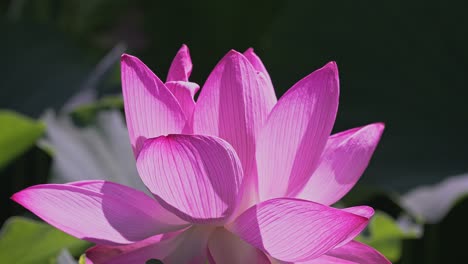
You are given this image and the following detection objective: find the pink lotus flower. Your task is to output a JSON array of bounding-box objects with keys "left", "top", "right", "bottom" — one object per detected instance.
[{"left": 12, "top": 45, "right": 390, "bottom": 263}]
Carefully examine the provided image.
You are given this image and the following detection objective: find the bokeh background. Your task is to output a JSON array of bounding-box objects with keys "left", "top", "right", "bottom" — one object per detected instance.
[{"left": 1, "top": 1, "right": 467, "bottom": 263}]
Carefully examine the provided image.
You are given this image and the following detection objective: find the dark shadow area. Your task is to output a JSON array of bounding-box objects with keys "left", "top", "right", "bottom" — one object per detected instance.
[{"left": 1, "top": 146, "right": 51, "bottom": 224}]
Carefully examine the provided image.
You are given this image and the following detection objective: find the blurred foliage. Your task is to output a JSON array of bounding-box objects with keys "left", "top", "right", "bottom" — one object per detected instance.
[
  {"left": 78, "top": 254, "right": 86, "bottom": 264},
  {"left": 398, "top": 195, "right": 468, "bottom": 263},
  {"left": 342, "top": 186, "right": 404, "bottom": 219},
  {"left": 0, "top": 111, "right": 45, "bottom": 169},
  {"left": 0, "top": 217, "right": 90, "bottom": 264},
  {"left": 356, "top": 212, "right": 419, "bottom": 262},
  {"left": 341, "top": 183, "right": 468, "bottom": 263},
  {"left": 0, "top": 111, "right": 50, "bottom": 224},
  {"left": 71, "top": 95, "right": 123, "bottom": 125}
]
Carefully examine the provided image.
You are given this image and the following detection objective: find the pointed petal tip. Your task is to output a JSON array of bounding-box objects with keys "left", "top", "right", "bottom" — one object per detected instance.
[
  {"left": 10, "top": 191, "right": 21, "bottom": 203},
  {"left": 244, "top": 47, "right": 255, "bottom": 53},
  {"left": 322, "top": 61, "right": 338, "bottom": 74},
  {"left": 366, "top": 207, "right": 375, "bottom": 218},
  {"left": 300, "top": 61, "right": 339, "bottom": 95},
  {"left": 337, "top": 123, "right": 385, "bottom": 152},
  {"left": 216, "top": 49, "right": 249, "bottom": 66},
  {"left": 344, "top": 206, "right": 375, "bottom": 219},
  {"left": 120, "top": 53, "right": 140, "bottom": 64},
  {"left": 176, "top": 44, "right": 190, "bottom": 56},
  {"left": 167, "top": 44, "right": 193, "bottom": 82},
  {"left": 226, "top": 49, "right": 243, "bottom": 57},
  {"left": 326, "top": 60, "right": 337, "bottom": 68},
  {"left": 363, "top": 122, "right": 385, "bottom": 139},
  {"left": 372, "top": 122, "right": 385, "bottom": 137},
  {"left": 333, "top": 122, "right": 385, "bottom": 142},
  {"left": 10, "top": 185, "right": 42, "bottom": 205},
  {"left": 375, "top": 121, "right": 386, "bottom": 131},
  {"left": 120, "top": 53, "right": 132, "bottom": 60},
  {"left": 243, "top": 48, "right": 261, "bottom": 63},
  {"left": 325, "top": 240, "right": 392, "bottom": 264},
  {"left": 121, "top": 54, "right": 151, "bottom": 68},
  {"left": 311, "top": 61, "right": 339, "bottom": 83},
  {"left": 11, "top": 183, "right": 189, "bottom": 245}
]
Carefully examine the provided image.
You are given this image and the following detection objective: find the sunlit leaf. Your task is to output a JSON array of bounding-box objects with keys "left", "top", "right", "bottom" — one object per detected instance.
[
  {"left": 356, "top": 212, "right": 419, "bottom": 262},
  {"left": 0, "top": 111, "right": 45, "bottom": 169},
  {"left": 0, "top": 217, "right": 90, "bottom": 264},
  {"left": 78, "top": 254, "right": 86, "bottom": 264}
]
